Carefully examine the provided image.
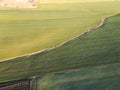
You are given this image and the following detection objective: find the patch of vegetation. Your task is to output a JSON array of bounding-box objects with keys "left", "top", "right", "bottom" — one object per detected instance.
[
  {"left": 0, "top": 1, "right": 120, "bottom": 60},
  {"left": 0, "top": 12, "right": 120, "bottom": 83}
]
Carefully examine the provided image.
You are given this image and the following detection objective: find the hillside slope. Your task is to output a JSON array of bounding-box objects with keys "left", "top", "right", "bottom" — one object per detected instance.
[
  {"left": 37, "top": 64, "right": 120, "bottom": 90},
  {"left": 0, "top": 14, "right": 120, "bottom": 83},
  {"left": 0, "top": 2, "right": 120, "bottom": 60}
]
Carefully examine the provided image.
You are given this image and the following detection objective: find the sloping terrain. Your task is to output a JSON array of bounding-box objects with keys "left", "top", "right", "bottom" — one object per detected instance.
[
  {"left": 0, "top": 1, "right": 120, "bottom": 60},
  {"left": 37, "top": 64, "right": 120, "bottom": 90},
  {"left": 37, "top": 14, "right": 120, "bottom": 90},
  {"left": 0, "top": 13, "right": 120, "bottom": 85}
]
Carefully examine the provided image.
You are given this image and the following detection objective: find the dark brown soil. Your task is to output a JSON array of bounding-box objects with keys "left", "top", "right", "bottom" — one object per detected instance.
[{"left": 0, "top": 78, "right": 32, "bottom": 90}]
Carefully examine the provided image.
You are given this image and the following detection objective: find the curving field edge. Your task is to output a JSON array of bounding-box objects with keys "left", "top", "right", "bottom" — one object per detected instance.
[{"left": 0, "top": 16, "right": 111, "bottom": 62}]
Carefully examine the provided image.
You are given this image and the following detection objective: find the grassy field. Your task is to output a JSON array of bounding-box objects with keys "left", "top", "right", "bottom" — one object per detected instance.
[
  {"left": 37, "top": 65, "right": 120, "bottom": 90},
  {"left": 1, "top": 1, "right": 120, "bottom": 60},
  {"left": 0, "top": 12, "right": 120, "bottom": 83},
  {"left": 39, "top": 0, "right": 119, "bottom": 3}
]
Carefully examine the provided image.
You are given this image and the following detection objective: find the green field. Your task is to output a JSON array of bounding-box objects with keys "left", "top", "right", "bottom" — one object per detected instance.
[
  {"left": 37, "top": 65, "right": 120, "bottom": 90},
  {"left": 0, "top": 11, "right": 120, "bottom": 85},
  {"left": 1, "top": 1, "right": 120, "bottom": 60},
  {"left": 39, "top": 0, "right": 119, "bottom": 3}
]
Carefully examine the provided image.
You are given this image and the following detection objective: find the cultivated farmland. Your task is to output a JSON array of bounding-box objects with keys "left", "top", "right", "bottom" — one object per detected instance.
[
  {"left": 37, "top": 65, "right": 120, "bottom": 90},
  {"left": 0, "top": 1, "right": 120, "bottom": 90},
  {"left": 0, "top": 12, "right": 120, "bottom": 86},
  {"left": 0, "top": 1, "right": 120, "bottom": 60}
]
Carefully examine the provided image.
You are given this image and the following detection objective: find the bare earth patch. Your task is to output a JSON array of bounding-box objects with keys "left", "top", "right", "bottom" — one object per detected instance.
[{"left": 0, "top": 0, "right": 37, "bottom": 8}]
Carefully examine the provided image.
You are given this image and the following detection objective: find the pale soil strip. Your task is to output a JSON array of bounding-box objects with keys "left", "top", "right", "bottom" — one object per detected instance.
[
  {"left": 0, "top": 16, "right": 110, "bottom": 62},
  {"left": 0, "top": 0, "right": 37, "bottom": 8}
]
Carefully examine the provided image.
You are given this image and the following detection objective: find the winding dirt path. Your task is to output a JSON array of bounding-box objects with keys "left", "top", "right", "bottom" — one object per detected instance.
[{"left": 0, "top": 16, "right": 110, "bottom": 62}]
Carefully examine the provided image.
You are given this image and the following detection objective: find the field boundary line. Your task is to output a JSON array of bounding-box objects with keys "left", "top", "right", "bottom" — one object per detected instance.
[{"left": 0, "top": 16, "right": 111, "bottom": 62}]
